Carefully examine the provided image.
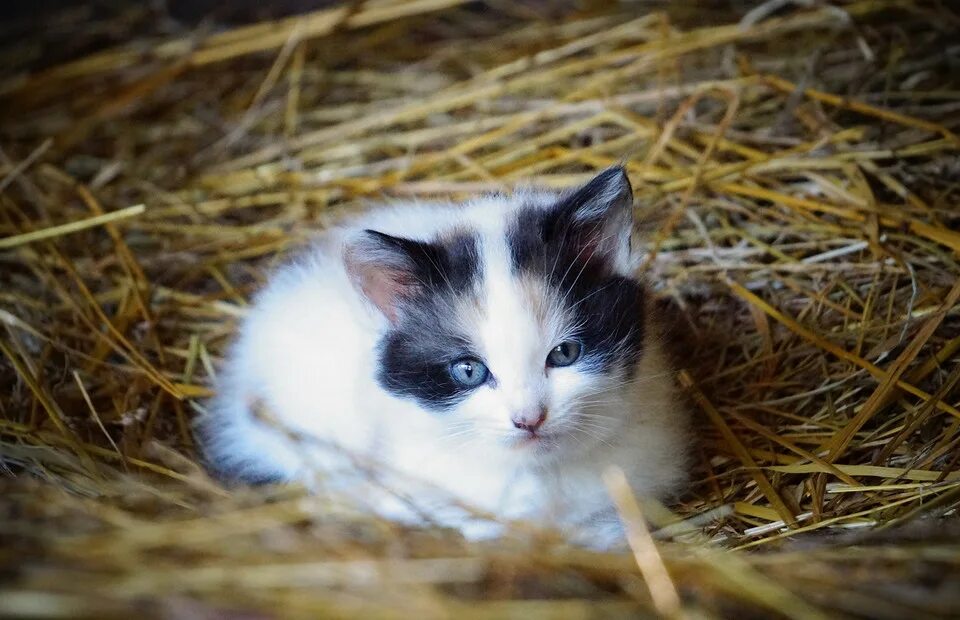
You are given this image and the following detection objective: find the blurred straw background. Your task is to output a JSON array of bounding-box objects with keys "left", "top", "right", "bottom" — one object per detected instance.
[{"left": 1, "top": 0, "right": 959, "bottom": 618}]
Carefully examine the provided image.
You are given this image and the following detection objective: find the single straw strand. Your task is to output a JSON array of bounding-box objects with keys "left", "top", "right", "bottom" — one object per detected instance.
[{"left": 0, "top": 204, "right": 145, "bottom": 250}]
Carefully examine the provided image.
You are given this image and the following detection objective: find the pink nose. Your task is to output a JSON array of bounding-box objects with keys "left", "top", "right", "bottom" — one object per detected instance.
[{"left": 512, "top": 408, "right": 547, "bottom": 433}]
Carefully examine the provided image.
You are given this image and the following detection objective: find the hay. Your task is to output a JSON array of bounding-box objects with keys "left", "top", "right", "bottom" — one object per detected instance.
[{"left": 1, "top": 0, "right": 959, "bottom": 617}]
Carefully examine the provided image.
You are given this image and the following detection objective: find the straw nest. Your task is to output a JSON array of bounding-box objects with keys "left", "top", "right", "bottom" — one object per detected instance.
[{"left": 1, "top": 1, "right": 959, "bottom": 618}]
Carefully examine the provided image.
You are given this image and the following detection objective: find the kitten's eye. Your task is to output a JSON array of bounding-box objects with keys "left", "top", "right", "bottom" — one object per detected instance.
[
  {"left": 449, "top": 358, "right": 489, "bottom": 387},
  {"left": 546, "top": 341, "right": 582, "bottom": 367}
]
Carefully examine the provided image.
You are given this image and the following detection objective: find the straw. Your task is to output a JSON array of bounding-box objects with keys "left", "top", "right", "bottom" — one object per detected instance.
[{"left": 2, "top": 1, "right": 959, "bottom": 617}]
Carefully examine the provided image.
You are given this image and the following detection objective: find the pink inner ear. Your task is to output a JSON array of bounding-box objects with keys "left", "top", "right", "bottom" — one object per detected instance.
[
  {"left": 358, "top": 267, "right": 414, "bottom": 323},
  {"left": 344, "top": 245, "right": 416, "bottom": 323}
]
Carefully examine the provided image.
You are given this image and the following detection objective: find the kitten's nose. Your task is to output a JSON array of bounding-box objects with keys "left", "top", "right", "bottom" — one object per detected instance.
[{"left": 512, "top": 407, "right": 547, "bottom": 433}]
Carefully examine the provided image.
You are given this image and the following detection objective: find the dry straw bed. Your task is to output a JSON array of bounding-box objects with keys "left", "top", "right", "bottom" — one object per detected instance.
[{"left": 1, "top": 0, "right": 959, "bottom": 618}]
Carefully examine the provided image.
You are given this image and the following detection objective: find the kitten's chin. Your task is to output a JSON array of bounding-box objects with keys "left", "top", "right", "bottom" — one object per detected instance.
[
  {"left": 497, "top": 423, "right": 610, "bottom": 460},
  {"left": 502, "top": 432, "right": 564, "bottom": 459}
]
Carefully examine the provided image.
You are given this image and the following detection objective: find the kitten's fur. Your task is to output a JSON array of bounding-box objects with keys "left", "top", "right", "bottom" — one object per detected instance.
[{"left": 198, "top": 168, "right": 688, "bottom": 545}]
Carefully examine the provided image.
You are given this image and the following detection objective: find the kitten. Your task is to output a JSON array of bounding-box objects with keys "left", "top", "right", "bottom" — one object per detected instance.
[{"left": 198, "top": 167, "right": 688, "bottom": 545}]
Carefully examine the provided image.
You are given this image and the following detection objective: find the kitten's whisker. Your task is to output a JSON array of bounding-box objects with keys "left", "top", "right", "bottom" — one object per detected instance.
[
  {"left": 573, "top": 372, "right": 675, "bottom": 398},
  {"left": 567, "top": 427, "right": 612, "bottom": 441},
  {"left": 554, "top": 224, "right": 602, "bottom": 307},
  {"left": 567, "top": 420, "right": 614, "bottom": 434},
  {"left": 557, "top": 225, "right": 622, "bottom": 310},
  {"left": 567, "top": 281, "right": 614, "bottom": 312},
  {"left": 567, "top": 426, "right": 615, "bottom": 449}
]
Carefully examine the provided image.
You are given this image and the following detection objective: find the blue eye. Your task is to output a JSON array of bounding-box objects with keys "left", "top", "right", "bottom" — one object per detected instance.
[
  {"left": 449, "top": 358, "right": 489, "bottom": 387},
  {"left": 546, "top": 341, "right": 582, "bottom": 367}
]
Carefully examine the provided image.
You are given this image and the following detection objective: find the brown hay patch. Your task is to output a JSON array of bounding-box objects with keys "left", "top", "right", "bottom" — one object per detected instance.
[{"left": 1, "top": 1, "right": 959, "bottom": 617}]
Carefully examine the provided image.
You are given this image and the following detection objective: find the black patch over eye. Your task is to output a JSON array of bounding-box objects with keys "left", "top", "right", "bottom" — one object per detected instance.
[
  {"left": 449, "top": 358, "right": 489, "bottom": 387},
  {"left": 375, "top": 229, "right": 489, "bottom": 412},
  {"left": 507, "top": 200, "right": 646, "bottom": 376},
  {"left": 547, "top": 341, "right": 582, "bottom": 367}
]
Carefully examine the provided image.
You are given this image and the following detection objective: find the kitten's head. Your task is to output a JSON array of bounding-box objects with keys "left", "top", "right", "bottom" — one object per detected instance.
[{"left": 345, "top": 168, "right": 650, "bottom": 460}]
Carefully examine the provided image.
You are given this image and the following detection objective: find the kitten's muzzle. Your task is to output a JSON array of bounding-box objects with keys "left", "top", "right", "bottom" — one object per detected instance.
[{"left": 512, "top": 407, "right": 547, "bottom": 434}]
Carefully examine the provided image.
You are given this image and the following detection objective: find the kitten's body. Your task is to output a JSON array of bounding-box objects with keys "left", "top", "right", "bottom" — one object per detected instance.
[{"left": 199, "top": 168, "right": 688, "bottom": 544}]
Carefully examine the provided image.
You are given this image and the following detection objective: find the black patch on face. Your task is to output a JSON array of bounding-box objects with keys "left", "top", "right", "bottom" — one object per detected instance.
[
  {"left": 362, "top": 229, "right": 480, "bottom": 295},
  {"left": 508, "top": 202, "right": 645, "bottom": 375},
  {"left": 375, "top": 231, "right": 486, "bottom": 411}
]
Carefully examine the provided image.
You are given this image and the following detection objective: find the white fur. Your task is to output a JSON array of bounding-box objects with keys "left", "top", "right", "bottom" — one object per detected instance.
[{"left": 200, "top": 191, "right": 688, "bottom": 546}]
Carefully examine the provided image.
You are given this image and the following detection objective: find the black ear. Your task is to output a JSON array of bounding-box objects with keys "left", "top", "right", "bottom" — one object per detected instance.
[
  {"left": 550, "top": 166, "right": 634, "bottom": 268},
  {"left": 343, "top": 229, "right": 441, "bottom": 323}
]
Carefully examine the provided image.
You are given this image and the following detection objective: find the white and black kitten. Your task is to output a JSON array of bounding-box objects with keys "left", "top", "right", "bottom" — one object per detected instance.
[{"left": 198, "top": 167, "right": 688, "bottom": 545}]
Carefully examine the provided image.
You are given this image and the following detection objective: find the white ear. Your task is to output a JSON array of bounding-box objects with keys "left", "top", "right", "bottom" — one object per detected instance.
[
  {"left": 343, "top": 229, "right": 435, "bottom": 323},
  {"left": 556, "top": 166, "right": 634, "bottom": 271}
]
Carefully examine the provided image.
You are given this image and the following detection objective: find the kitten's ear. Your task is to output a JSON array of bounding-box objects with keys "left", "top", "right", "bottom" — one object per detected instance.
[
  {"left": 343, "top": 229, "right": 435, "bottom": 322},
  {"left": 554, "top": 166, "right": 634, "bottom": 269}
]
